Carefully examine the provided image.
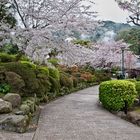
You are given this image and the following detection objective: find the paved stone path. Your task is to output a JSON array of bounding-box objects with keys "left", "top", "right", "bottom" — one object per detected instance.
[
  {"left": 1, "top": 86, "right": 140, "bottom": 140},
  {"left": 34, "top": 86, "right": 140, "bottom": 140}
]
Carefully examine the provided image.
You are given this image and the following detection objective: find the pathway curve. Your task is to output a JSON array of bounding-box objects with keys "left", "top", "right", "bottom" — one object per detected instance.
[{"left": 33, "top": 86, "right": 140, "bottom": 140}]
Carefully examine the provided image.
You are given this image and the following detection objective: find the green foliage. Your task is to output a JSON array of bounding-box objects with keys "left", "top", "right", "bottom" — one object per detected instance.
[
  {"left": 60, "top": 73, "right": 73, "bottom": 89},
  {"left": 18, "top": 55, "right": 30, "bottom": 61},
  {"left": 48, "top": 58, "right": 59, "bottom": 66},
  {"left": 1, "top": 62, "right": 39, "bottom": 94},
  {"left": 0, "top": 2, "right": 16, "bottom": 27},
  {"left": 135, "top": 82, "right": 140, "bottom": 102},
  {"left": 36, "top": 66, "right": 49, "bottom": 77},
  {"left": 81, "top": 64, "right": 95, "bottom": 74},
  {"left": 20, "top": 61, "right": 36, "bottom": 69},
  {"left": 0, "top": 83, "right": 10, "bottom": 94},
  {"left": 73, "top": 39, "right": 90, "bottom": 47},
  {"left": 95, "top": 70, "right": 111, "bottom": 82},
  {"left": 0, "top": 44, "right": 19, "bottom": 54},
  {"left": 99, "top": 80, "right": 137, "bottom": 111},
  {"left": 92, "top": 75, "right": 97, "bottom": 83},
  {"left": 0, "top": 53, "right": 16, "bottom": 62},
  {"left": 71, "top": 76, "right": 78, "bottom": 87},
  {"left": 136, "top": 75, "right": 140, "bottom": 81},
  {"left": 48, "top": 68, "right": 60, "bottom": 81},
  {"left": 37, "top": 77, "right": 51, "bottom": 99},
  {"left": 49, "top": 76, "right": 60, "bottom": 94},
  {"left": 125, "top": 79, "right": 136, "bottom": 83}
]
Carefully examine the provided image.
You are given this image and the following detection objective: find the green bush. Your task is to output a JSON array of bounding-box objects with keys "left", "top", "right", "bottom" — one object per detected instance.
[
  {"left": 135, "top": 81, "right": 140, "bottom": 100},
  {"left": 71, "top": 76, "right": 78, "bottom": 87},
  {"left": 92, "top": 75, "right": 97, "bottom": 83},
  {"left": 48, "top": 58, "right": 59, "bottom": 66},
  {"left": 125, "top": 79, "right": 136, "bottom": 83},
  {"left": 0, "top": 53, "right": 16, "bottom": 62},
  {"left": 99, "top": 80, "right": 137, "bottom": 111},
  {"left": 60, "top": 73, "right": 73, "bottom": 89},
  {"left": 36, "top": 66, "right": 49, "bottom": 77},
  {"left": 20, "top": 61, "right": 36, "bottom": 69},
  {"left": 37, "top": 77, "right": 51, "bottom": 99},
  {"left": 0, "top": 83, "right": 11, "bottom": 94},
  {"left": 19, "top": 55, "right": 30, "bottom": 61},
  {"left": 73, "top": 39, "right": 90, "bottom": 46},
  {"left": 136, "top": 76, "right": 140, "bottom": 81},
  {"left": 1, "top": 62, "right": 39, "bottom": 95},
  {"left": 95, "top": 71, "right": 111, "bottom": 82},
  {"left": 0, "top": 44, "right": 19, "bottom": 54},
  {"left": 49, "top": 76, "right": 60, "bottom": 94},
  {"left": 48, "top": 68, "right": 60, "bottom": 81}
]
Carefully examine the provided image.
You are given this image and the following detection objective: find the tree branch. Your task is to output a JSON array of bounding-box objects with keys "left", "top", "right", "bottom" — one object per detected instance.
[{"left": 13, "top": 0, "right": 27, "bottom": 28}]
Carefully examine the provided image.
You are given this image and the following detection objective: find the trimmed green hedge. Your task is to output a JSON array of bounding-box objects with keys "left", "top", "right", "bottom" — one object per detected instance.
[
  {"left": 135, "top": 81, "right": 140, "bottom": 101},
  {"left": 99, "top": 80, "right": 137, "bottom": 111}
]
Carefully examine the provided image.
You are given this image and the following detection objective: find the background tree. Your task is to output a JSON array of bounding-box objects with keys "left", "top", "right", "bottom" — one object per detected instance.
[
  {"left": 8, "top": 0, "right": 98, "bottom": 62},
  {"left": 0, "top": 0, "right": 16, "bottom": 48},
  {"left": 115, "top": 0, "right": 140, "bottom": 26},
  {"left": 116, "top": 28, "right": 140, "bottom": 55}
]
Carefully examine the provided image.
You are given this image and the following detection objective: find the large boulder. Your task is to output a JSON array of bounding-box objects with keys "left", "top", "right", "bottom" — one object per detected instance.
[
  {"left": 5, "top": 71, "right": 25, "bottom": 94},
  {"left": 3, "top": 93, "right": 21, "bottom": 108},
  {"left": 0, "top": 99, "right": 12, "bottom": 113},
  {"left": 0, "top": 114, "right": 29, "bottom": 133}
]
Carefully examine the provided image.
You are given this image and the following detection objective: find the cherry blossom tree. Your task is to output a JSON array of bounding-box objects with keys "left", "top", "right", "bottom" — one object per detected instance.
[
  {"left": 115, "top": 0, "right": 140, "bottom": 26},
  {"left": 56, "top": 40, "right": 137, "bottom": 69},
  {"left": 8, "top": 0, "right": 98, "bottom": 61}
]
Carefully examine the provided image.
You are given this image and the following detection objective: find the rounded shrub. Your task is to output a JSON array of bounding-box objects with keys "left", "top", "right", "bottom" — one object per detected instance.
[{"left": 99, "top": 80, "right": 137, "bottom": 111}]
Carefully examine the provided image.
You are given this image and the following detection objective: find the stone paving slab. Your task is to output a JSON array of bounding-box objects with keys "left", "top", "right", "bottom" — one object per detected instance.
[
  {"left": 34, "top": 86, "right": 140, "bottom": 140},
  {"left": 1, "top": 86, "right": 140, "bottom": 140},
  {"left": 0, "top": 130, "right": 34, "bottom": 140}
]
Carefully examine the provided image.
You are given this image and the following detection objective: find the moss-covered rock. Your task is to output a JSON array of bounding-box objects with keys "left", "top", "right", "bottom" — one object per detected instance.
[
  {"left": 3, "top": 93, "right": 21, "bottom": 108},
  {"left": 0, "top": 114, "right": 29, "bottom": 133},
  {"left": 20, "top": 104, "right": 30, "bottom": 115},
  {"left": 1, "top": 62, "right": 39, "bottom": 95},
  {"left": 0, "top": 99, "right": 12, "bottom": 113},
  {"left": 5, "top": 72, "right": 25, "bottom": 94}
]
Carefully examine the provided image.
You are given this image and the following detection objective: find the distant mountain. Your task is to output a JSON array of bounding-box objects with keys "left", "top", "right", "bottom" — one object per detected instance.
[
  {"left": 102, "top": 20, "right": 131, "bottom": 32},
  {"left": 54, "top": 20, "right": 133, "bottom": 42},
  {"left": 89, "top": 20, "right": 132, "bottom": 42}
]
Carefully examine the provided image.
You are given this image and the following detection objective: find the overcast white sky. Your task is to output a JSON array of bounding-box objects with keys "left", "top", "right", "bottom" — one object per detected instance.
[{"left": 93, "top": 0, "right": 129, "bottom": 23}]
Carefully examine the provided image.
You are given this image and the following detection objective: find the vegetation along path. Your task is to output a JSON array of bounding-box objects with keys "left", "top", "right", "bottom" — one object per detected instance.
[{"left": 1, "top": 86, "right": 140, "bottom": 140}]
